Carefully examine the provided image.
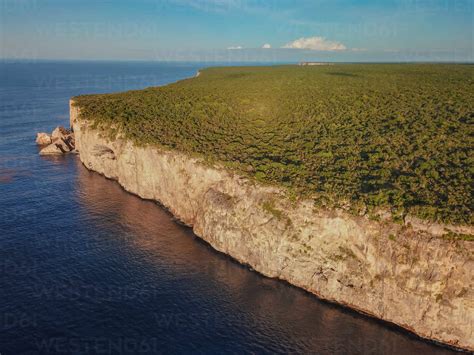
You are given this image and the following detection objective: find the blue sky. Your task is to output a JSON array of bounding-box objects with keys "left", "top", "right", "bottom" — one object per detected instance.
[{"left": 1, "top": 0, "right": 472, "bottom": 62}]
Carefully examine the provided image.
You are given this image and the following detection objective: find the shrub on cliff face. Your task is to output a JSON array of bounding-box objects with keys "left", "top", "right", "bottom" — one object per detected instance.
[{"left": 73, "top": 64, "right": 474, "bottom": 225}]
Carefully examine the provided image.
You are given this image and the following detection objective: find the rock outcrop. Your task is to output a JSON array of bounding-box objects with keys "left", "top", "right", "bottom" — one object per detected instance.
[
  {"left": 70, "top": 99, "right": 473, "bottom": 351},
  {"left": 38, "top": 143, "right": 64, "bottom": 155},
  {"left": 36, "top": 132, "right": 52, "bottom": 145},
  {"left": 36, "top": 126, "right": 76, "bottom": 155}
]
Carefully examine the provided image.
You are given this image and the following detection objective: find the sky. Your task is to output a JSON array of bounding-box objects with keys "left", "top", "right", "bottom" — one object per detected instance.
[{"left": 0, "top": 0, "right": 472, "bottom": 62}]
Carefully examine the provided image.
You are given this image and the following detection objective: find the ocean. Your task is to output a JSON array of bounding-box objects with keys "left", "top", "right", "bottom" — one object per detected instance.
[{"left": 0, "top": 61, "right": 455, "bottom": 354}]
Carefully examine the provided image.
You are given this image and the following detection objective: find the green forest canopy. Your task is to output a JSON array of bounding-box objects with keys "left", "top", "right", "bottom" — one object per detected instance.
[{"left": 74, "top": 64, "right": 474, "bottom": 225}]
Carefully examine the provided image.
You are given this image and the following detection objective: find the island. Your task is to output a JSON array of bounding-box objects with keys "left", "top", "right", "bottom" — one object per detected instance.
[{"left": 69, "top": 64, "right": 473, "bottom": 350}]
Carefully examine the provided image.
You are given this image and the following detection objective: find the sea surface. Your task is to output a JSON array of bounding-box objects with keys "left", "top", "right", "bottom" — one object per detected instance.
[{"left": 0, "top": 61, "right": 458, "bottom": 354}]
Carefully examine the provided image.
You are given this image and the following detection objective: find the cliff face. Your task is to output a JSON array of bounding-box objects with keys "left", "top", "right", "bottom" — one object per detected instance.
[{"left": 71, "top": 100, "right": 473, "bottom": 351}]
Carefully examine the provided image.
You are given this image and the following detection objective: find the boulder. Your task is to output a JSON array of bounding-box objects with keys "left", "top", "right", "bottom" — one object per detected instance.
[
  {"left": 55, "top": 134, "right": 75, "bottom": 152},
  {"left": 63, "top": 135, "right": 75, "bottom": 151},
  {"left": 36, "top": 132, "right": 52, "bottom": 145},
  {"left": 54, "top": 139, "right": 70, "bottom": 153},
  {"left": 39, "top": 143, "right": 63, "bottom": 155},
  {"left": 51, "top": 126, "right": 71, "bottom": 142}
]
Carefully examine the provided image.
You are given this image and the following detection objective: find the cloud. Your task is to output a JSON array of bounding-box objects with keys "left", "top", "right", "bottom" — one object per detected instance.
[
  {"left": 262, "top": 43, "right": 272, "bottom": 49},
  {"left": 227, "top": 46, "right": 243, "bottom": 50},
  {"left": 282, "top": 36, "right": 346, "bottom": 51}
]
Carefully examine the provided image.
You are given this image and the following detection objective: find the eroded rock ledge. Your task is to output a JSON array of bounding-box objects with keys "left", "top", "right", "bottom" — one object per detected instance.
[
  {"left": 70, "top": 99, "right": 473, "bottom": 351},
  {"left": 36, "top": 126, "right": 76, "bottom": 155}
]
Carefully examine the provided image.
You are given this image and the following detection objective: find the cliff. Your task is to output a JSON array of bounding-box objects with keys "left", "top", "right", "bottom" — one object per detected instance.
[{"left": 70, "top": 99, "right": 473, "bottom": 351}]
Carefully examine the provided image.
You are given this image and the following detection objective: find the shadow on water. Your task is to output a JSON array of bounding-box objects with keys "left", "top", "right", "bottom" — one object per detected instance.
[{"left": 65, "top": 158, "right": 457, "bottom": 354}]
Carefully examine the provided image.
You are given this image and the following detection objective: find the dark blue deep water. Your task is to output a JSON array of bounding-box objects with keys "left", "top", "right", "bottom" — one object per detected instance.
[{"left": 0, "top": 61, "right": 457, "bottom": 354}]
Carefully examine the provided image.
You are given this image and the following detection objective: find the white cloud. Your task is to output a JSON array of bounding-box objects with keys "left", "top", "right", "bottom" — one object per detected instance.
[
  {"left": 282, "top": 36, "right": 346, "bottom": 51},
  {"left": 227, "top": 46, "right": 243, "bottom": 50},
  {"left": 262, "top": 43, "right": 272, "bottom": 49}
]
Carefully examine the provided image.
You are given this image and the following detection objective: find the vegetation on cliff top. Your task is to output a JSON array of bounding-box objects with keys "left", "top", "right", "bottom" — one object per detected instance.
[{"left": 73, "top": 64, "right": 473, "bottom": 225}]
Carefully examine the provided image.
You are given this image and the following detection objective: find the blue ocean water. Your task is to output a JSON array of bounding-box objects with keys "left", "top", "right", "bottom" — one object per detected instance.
[{"left": 0, "top": 61, "right": 456, "bottom": 354}]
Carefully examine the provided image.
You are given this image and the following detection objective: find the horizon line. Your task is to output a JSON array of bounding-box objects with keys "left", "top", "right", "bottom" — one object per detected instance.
[{"left": 1, "top": 58, "right": 473, "bottom": 65}]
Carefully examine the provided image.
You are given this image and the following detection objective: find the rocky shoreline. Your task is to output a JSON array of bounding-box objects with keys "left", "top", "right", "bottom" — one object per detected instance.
[
  {"left": 36, "top": 126, "right": 76, "bottom": 155},
  {"left": 36, "top": 100, "right": 473, "bottom": 351},
  {"left": 65, "top": 99, "right": 473, "bottom": 351}
]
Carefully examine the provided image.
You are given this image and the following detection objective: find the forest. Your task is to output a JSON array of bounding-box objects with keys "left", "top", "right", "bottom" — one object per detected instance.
[{"left": 74, "top": 64, "right": 473, "bottom": 225}]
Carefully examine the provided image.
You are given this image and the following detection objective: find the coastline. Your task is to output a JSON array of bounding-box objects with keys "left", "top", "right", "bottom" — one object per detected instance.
[{"left": 70, "top": 99, "right": 474, "bottom": 351}]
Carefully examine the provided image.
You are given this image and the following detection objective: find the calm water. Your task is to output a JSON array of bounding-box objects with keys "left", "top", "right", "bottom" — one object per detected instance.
[{"left": 0, "top": 61, "right": 457, "bottom": 354}]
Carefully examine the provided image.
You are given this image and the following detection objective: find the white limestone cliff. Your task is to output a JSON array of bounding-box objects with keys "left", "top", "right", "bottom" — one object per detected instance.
[{"left": 70, "top": 99, "right": 473, "bottom": 351}]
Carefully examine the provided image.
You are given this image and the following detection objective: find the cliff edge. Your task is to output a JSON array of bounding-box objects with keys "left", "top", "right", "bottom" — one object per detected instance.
[{"left": 71, "top": 99, "right": 473, "bottom": 351}]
